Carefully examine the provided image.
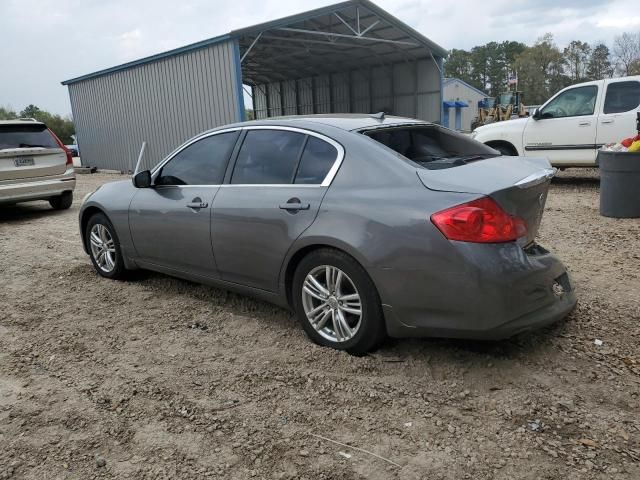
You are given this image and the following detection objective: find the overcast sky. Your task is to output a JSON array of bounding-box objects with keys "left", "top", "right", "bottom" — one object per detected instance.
[{"left": 1, "top": 0, "right": 638, "bottom": 115}]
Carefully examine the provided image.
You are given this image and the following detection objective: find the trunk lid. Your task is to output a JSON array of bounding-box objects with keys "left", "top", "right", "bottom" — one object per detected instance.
[
  {"left": 417, "top": 156, "right": 555, "bottom": 245},
  {"left": 0, "top": 147, "right": 67, "bottom": 181},
  {"left": 0, "top": 123, "right": 67, "bottom": 181}
]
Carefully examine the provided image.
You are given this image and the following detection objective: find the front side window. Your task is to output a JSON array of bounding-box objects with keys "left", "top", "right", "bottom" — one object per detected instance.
[
  {"left": 231, "top": 130, "right": 305, "bottom": 184},
  {"left": 603, "top": 81, "right": 640, "bottom": 114},
  {"left": 540, "top": 85, "right": 598, "bottom": 119},
  {"left": 156, "top": 131, "right": 239, "bottom": 186}
]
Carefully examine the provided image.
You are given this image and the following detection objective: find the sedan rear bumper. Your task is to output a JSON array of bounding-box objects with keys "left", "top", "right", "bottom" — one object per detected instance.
[
  {"left": 373, "top": 242, "right": 577, "bottom": 340},
  {"left": 0, "top": 168, "right": 75, "bottom": 204}
]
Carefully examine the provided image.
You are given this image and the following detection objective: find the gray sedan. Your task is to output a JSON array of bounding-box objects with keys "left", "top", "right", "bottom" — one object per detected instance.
[{"left": 79, "top": 115, "right": 576, "bottom": 354}]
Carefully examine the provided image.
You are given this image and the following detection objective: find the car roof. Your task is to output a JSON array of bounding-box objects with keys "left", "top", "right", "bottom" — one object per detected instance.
[{"left": 235, "top": 114, "right": 430, "bottom": 132}]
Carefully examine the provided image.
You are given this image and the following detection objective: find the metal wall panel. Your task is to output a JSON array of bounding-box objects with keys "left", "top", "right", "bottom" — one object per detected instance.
[
  {"left": 250, "top": 58, "right": 442, "bottom": 123},
  {"left": 297, "top": 78, "right": 314, "bottom": 115},
  {"left": 282, "top": 80, "right": 297, "bottom": 115},
  {"left": 331, "top": 72, "right": 350, "bottom": 113},
  {"left": 67, "top": 39, "right": 242, "bottom": 171},
  {"left": 267, "top": 83, "right": 282, "bottom": 117},
  {"left": 443, "top": 80, "right": 488, "bottom": 131}
]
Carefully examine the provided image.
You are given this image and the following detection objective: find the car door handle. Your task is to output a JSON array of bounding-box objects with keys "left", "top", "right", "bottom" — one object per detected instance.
[
  {"left": 186, "top": 201, "right": 208, "bottom": 209},
  {"left": 578, "top": 121, "right": 591, "bottom": 126},
  {"left": 279, "top": 202, "right": 310, "bottom": 211},
  {"left": 601, "top": 119, "right": 614, "bottom": 124}
]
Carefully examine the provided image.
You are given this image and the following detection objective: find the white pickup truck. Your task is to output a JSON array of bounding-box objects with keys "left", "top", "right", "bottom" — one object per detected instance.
[{"left": 471, "top": 76, "right": 640, "bottom": 167}]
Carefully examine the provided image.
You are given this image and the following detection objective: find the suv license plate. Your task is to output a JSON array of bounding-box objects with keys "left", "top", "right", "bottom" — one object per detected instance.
[{"left": 14, "top": 157, "right": 35, "bottom": 167}]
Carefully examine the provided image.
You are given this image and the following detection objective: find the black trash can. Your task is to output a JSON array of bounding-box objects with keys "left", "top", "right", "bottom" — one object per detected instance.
[{"left": 598, "top": 150, "right": 640, "bottom": 218}]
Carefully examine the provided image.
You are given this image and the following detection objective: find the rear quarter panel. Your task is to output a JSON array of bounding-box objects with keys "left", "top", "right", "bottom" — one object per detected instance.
[{"left": 282, "top": 129, "right": 480, "bottom": 305}]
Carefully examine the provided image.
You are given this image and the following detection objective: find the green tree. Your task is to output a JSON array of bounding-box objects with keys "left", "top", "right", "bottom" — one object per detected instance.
[
  {"left": 514, "top": 34, "right": 568, "bottom": 104},
  {"left": 18, "top": 104, "right": 75, "bottom": 144},
  {"left": 0, "top": 106, "right": 18, "bottom": 120},
  {"left": 587, "top": 43, "right": 613, "bottom": 79},
  {"left": 563, "top": 40, "right": 591, "bottom": 81},
  {"left": 444, "top": 48, "right": 474, "bottom": 86}
]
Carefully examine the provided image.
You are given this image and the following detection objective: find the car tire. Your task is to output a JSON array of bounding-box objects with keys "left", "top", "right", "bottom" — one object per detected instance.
[
  {"left": 292, "top": 248, "right": 386, "bottom": 355},
  {"left": 49, "top": 191, "right": 73, "bottom": 210},
  {"left": 491, "top": 143, "right": 517, "bottom": 156},
  {"left": 85, "top": 212, "right": 127, "bottom": 280}
]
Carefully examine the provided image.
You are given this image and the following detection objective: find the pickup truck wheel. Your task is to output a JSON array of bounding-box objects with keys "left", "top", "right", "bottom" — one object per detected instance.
[{"left": 489, "top": 143, "right": 517, "bottom": 156}]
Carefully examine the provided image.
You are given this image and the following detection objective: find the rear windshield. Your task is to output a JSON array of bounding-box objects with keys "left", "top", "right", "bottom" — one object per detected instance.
[
  {"left": 363, "top": 125, "right": 499, "bottom": 169},
  {"left": 0, "top": 124, "right": 58, "bottom": 150}
]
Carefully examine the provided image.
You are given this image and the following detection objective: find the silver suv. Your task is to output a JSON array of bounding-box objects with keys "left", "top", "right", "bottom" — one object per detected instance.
[{"left": 0, "top": 119, "right": 76, "bottom": 209}]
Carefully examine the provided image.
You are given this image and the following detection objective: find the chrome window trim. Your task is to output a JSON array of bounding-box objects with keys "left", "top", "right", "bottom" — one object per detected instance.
[
  {"left": 150, "top": 125, "right": 345, "bottom": 188},
  {"left": 150, "top": 127, "right": 242, "bottom": 178}
]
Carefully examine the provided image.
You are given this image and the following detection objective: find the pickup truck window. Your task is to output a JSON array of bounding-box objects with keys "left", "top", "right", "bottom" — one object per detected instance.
[
  {"left": 603, "top": 81, "right": 640, "bottom": 114},
  {"left": 540, "top": 85, "right": 598, "bottom": 119}
]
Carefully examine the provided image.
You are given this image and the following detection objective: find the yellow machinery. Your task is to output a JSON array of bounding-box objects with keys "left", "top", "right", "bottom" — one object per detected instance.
[{"left": 472, "top": 91, "right": 526, "bottom": 130}]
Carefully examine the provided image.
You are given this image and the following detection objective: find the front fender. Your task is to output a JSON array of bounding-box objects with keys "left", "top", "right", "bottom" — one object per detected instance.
[
  {"left": 78, "top": 180, "right": 137, "bottom": 267},
  {"left": 473, "top": 118, "right": 529, "bottom": 155}
]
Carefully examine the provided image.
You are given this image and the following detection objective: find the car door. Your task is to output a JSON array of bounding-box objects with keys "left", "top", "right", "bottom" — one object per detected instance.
[
  {"left": 212, "top": 127, "right": 343, "bottom": 292},
  {"left": 596, "top": 79, "right": 640, "bottom": 146},
  {"left": 523, "top": 83, "right": 601, "bottom": 165},
  {"left": 129, "top": 130, "right": 240, "bottom": 278}
]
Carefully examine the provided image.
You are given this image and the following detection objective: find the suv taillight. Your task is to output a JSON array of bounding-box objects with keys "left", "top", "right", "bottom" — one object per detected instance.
[
  {"left": 48, "top": 128, "right": 73, "bottom": 167},
  {"left": 431, "top": 197, "right": 527, "bottom": 243}
]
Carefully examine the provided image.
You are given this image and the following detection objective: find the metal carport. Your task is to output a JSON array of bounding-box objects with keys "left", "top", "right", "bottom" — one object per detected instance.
[{"left": 62, "top": 0, "right": 447, "bottom": 171}]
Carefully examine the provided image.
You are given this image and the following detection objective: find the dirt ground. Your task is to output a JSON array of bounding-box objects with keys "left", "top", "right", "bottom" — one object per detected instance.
[{"left": 1, "top": 170, "right": 639, "bottom": 480}]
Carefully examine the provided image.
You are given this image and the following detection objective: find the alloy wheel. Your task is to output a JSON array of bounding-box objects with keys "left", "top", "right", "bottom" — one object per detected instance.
[
  {"left": 301, "top": 265, "right": 363, "bottom": 343},
  {"left": 89, "top": 224, "right": 117, "bottom": 273}
]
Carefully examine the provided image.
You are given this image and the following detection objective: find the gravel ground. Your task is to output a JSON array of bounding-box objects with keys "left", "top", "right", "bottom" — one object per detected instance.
[{"left": 0, "top": 170, "right": 638, "bottom": 479}]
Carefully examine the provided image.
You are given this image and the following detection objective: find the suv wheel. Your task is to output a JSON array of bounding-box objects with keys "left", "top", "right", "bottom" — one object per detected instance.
[
  {"left": 49, "top": 191, "right": 73, "bottom": 210},
  {"left": 292, "top": 249, "right": 386, "bottom": 355}
]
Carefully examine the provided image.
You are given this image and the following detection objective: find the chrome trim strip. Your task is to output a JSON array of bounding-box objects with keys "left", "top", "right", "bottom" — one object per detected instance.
[
  {"left": 150, "top": 127, "right": 242, "bottom": 176},
  {"left": 150, "top": 125, "right": 345, "bottom": 188},
  {"left": 515, "top": 168, "right": 557, "bottom": 189}
]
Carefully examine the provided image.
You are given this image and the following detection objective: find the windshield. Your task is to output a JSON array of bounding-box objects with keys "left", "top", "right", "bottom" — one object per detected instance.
[
  {"left": 363, "top": 125, "right": 499, "bottom": 169},
  {"left": 0, "top": 124, "right": 58, "bottom": 150},
  {"left": 498, "top": 94, "right": 515, "bottom": 105}
]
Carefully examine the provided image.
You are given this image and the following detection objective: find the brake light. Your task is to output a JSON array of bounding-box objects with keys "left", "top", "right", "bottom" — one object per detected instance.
[
  {"left": 48, "top": 128, "right": 73, "bottom": 167},
  {"left": 431, "top": 197, "right": 527, "bottom": 243}
]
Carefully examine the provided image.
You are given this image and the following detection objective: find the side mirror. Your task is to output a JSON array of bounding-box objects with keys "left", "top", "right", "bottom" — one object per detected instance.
[
  {"left": 532, "top": 108, "right": 541, "bottom": 120},
  {"left": 133, "top": 170, "right": 152, "bottom": 188}
]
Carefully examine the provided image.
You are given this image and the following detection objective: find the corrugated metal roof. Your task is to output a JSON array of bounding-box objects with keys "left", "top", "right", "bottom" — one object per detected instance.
[{"left": 62, "top": 0, "right": 447, "bottom": 86}]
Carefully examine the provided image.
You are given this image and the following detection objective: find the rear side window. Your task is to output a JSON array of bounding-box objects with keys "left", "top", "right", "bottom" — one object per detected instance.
[
  {"left": 0, "top": 124, "right": 58, "bottom": 150},
  {"left": 156, "top": 131, "right": 239, "bottom": 185},
  {"left": 231, "top": 130, "right": 305, "bottom": 184},
  {"left": 294, "top": 137, "right": 338, "bottom": 184},
  {"left": 603, "top": 81, "right": 640, "bottom": 114},
  {"left": 365, "top": 125, "right": 499, "bottom": 169}
]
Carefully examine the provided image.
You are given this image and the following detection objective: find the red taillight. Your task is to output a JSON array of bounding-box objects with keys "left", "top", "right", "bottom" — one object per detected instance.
[
  {"left": 48, "top": 128, "right": 73, "bottom": 167},
  {"left": 430, "top": 197, "right": 527, "bottom": 243}
]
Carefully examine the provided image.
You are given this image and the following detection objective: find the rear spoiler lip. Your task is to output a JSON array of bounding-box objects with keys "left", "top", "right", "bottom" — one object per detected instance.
[{"left": 514, "top": 168, "right": 557, "bottom": 189}]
